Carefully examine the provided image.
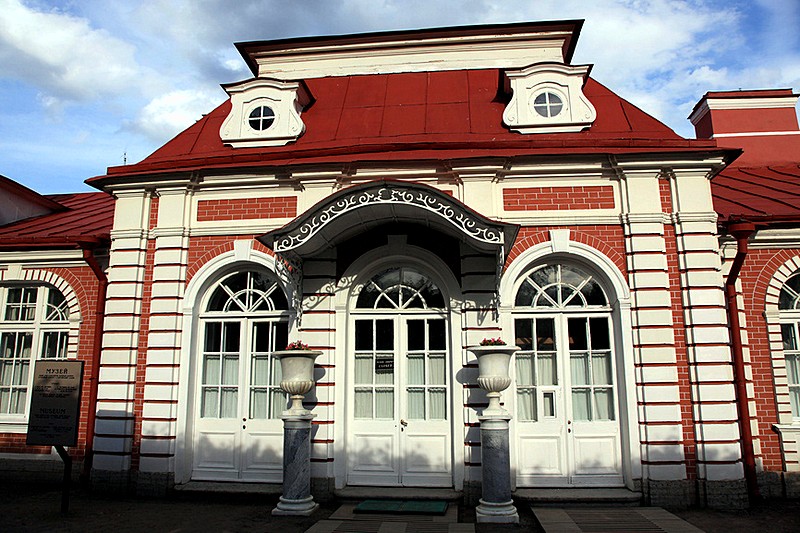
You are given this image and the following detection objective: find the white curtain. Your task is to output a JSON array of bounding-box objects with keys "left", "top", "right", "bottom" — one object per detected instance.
[
  {"left": 355, "top": 388, "right": 372, "bottom": 418},
  {"left": 538, "top": 353, "right": 556, "bottom": 385},
  {"left": 428, "top": 354, "right": 445, "bottom": 385},
  {"left": 570, "top": 354, "right": 589, "bottom": 386},
  {"left": 515, "top": 354, "right": 533, "bottom": 387},
  {"left": 202, "top": 388, "right": 219, "bottom": 418},
  {"left": 16, "top": 361, "right": 29, "bottom": 385},
  {"left": 517, "top": 389, "right": 535, "bottom": 421},
  {"left": 594, "top": 388, "right": 614, "bottom": 420},
  {"left": 221, "top": 355, "right": 239, "bottom": 385},
  {"left": 355, "top": 355, "right": 372, "bottom": 385},
  {"left": 407, "top": 387, "right": 425, "bottom": 419},
  {"left": 220, "top": 387, "right": 237, "bottom": 418},
  {"left": 251, "top": 355, "right": 269, "bottom": 386},
  {"left": 542, "top": 391, "right": 555, "bottom": 417},
  {"left": 270, "top": 389, "right": 286, "bottom": 419},
  {"left": 250, "top": 389, "right": 267, "bottom": 419},
  {"left": 376, "top": 388, "right": 394, "bottom": 418},
  {"left": 571, "top": 388, "right": 590, "bottom": 421},
  {"left": 11, "top": 389, "right": 25, "bottom": 414},
  {"left": 429, "top": 388, "right": 446, "bottom": 420},
  {"left": 592, "top": 353, "right": 611, "bottom": 385},
  {"left": 408, "top": 354, "right": 424, "bottom": 385}
]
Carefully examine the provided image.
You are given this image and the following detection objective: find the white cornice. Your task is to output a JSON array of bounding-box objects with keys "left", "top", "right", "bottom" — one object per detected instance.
[
  {"left": 713, "top": 131, "right": 800, "bottom": 138},
  {"left": 252, "top": 32, "right": 572, "bottom": 79},
  {"left": 689, "top": 96, "right": 800, "bottom": 125},
  {"left": 0, "top": 250, "right": 85, "bottom": 263}
]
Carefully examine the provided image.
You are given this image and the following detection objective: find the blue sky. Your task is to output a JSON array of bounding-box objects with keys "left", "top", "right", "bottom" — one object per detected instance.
[{"left": 1, "top": 0, "right": 799, "bottom": 194}]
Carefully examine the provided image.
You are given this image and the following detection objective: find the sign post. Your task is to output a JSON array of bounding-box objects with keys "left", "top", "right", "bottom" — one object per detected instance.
[{"left": 26, "top": 360, "right": 85, "bottom": 514}]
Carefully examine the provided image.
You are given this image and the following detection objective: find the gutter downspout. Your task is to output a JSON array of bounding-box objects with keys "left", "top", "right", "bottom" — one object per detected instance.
[
  {"left": 80, "top": 245, "right": 108, "bottom": 485},
  {"left": 724, "top": 221, "right": 759, "bottom": 503}
]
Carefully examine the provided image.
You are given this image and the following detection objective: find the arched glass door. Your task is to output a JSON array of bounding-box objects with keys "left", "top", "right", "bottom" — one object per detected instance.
[
  {"left": 192, "top": 269, "right": 289, "bottom": 482},
  {"left": 347, "top": 267, "right": 452, "bottom": 487},
  {"left": 512, "top": 263, "right": 623, "bottom": 487}
]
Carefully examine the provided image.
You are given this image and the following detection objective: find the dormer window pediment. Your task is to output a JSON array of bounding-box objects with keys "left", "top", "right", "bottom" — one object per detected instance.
[
  {"left": 220, "top": 78, "right": 312, "bottom": 148},
  {"left": 503, "top": 63, "right": 597, "bottom": 134}
]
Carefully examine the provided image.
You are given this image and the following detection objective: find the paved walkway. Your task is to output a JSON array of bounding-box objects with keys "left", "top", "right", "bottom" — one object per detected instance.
[{"left": 532, "top": 508, "right": 703, "bottom": 532}]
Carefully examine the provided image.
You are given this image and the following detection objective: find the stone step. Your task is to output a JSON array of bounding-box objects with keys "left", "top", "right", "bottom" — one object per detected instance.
[
  {"left": 173, "top": 480, "right": 282, "bottom": 496},
  {"left": 334, "top": 486, "right": 463, "bottom": 502},
  {"left": 515, "top": 487, "right": 643, "bottom": 507}
]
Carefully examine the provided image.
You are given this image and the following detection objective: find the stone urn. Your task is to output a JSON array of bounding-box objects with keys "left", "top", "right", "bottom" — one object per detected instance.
[
  {"left": 468, "top": 345, "right": 520, "bottom": 415},
  {"left": 273, "top": 349, "right": 321, "bottom": 415}
]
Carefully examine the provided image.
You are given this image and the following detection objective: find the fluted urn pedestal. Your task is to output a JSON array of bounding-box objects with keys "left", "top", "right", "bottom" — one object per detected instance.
[
  {"left": 271, "top": 350, "right": 321, "bottom": 517},
  {"left": 468, "top": 345, "right": 520, "bottom": 524}
]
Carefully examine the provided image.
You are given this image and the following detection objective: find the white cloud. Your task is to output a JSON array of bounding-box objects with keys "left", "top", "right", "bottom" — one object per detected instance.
[
  {"left": 0, "top": 0, "right": 159, "bottom": 104},
  {"left": 127, "top": 88, "right": 225, "bottom": 142}
]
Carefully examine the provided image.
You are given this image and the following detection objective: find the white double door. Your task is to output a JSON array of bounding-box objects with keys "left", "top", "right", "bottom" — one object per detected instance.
[
  {"left": 514, "top": 314, "right": 623, "bottom": 486},
  {"left": 192, "top": 319, "right": 288, "bottom": 481},
  {"left": 347, "top": 315, "right": 453, "bottom": 487}
]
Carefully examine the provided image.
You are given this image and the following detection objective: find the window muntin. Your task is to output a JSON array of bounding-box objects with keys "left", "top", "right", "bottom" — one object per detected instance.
[
  {"left": 248, "top": 105, "right": 275, "bottom": 131},
  {"left": 533, "top": 92, "right": 563, "bottom": 118},
  {"left": 200, "top": 270, "right": 289, "bottom": 420},
  {"left": 515, "top": 264, "right": 608, "bottom": 309},
  {"left": 356, "top": 267, "right": 445, "bottom": 310},
  {"left": 0, "top": 285, "right": 71, "bottom": 416},
  {"left": 779, "top": 273, "right": 800, "bottom": 419}
]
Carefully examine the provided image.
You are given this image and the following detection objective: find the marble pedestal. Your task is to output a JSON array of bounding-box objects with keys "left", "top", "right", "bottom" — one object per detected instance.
[
  {"left": 476, "top": 413, "right": 519, "bottom": 523},
  {"left": 272, "top": 413, "right": 319, "bottom": 516}
]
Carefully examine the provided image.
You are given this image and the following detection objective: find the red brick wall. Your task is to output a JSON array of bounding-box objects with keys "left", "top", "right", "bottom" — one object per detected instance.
[
  {"left": 185, "top": 236, "right": 275, "bottom": 286},
  {"left": 503, "top": 186, "right": 615, "bottom": 211},
  {"left": 506, "top": 225, "right": 627, "bottom": 277},
  {"left": 0, "top": 265, "right": 102, "bottom": 460},
  {"left": 196, "top": 197, "right": 297, "bottom": 221},
  {"left": 737, "top": 247, "right": 800, "bottom": 471}
]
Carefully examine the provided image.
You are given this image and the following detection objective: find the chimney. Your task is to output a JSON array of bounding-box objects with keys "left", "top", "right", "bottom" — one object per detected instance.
[{"left": 689, "top": 89, "right": 800, "bottom": 166}]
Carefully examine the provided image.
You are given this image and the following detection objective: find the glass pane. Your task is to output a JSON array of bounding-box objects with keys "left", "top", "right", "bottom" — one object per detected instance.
[
  {"left": 582, "top": 280, "right": 607, "bottom": 306},
  {"left": 571, "top": 354, "right": 589, "bottom": 385},
  {"left": 515, "top": 319, "right": 533, "bottom": 351},
  {"left": 253, "top": 323, "right": 271, "bottom": 353},
  {"left": 41, "top": 332, "right": 67, "bottom": 359},
  {"left": 791, "top": 387, "right": 800, "bottom": 418},
  {"left": 572, "top": 388, "right": 591, "bottom": 421},
  {"left": 787, "top": 355, "right": 800, "bottom": 385},
  {"left": 223, "top": 323, "right": 240, "bottom": 352},
  {"left": 376, "top": 320, "right": 394, "bottom": 350},
  {"left": 0, "top": 361, "right": 13, "bottom": 386},
  {"left": 355, "top": 388, "right": 373, "bottom": 418},
  {"left": 543, "top": 391, "right": 555, "bottom": 417},
  {"left": 0, "top": 333, "right": 12, "bottom": 358},
  {"left": 517, "top": 389, "right": 535, "bottom": 421},
  {"left": 0, "top": 388, "right": 8, "bottom": 413},
  {"left": 204, "top": 323, "right": 221, "bottom": 352},
  {"left": 428, "top": 355, "right": 445, "bottom": 385},
  {"left": 46, "top": 288, "right": 69, "bottom": 321},
  {"left": 538, "top": 354, "right": 556, "bottom": 386},
  {"left": 355, "top": 321, "right": 373, "bottom": 351},
  {"left": 592, "top": 353, "right": 612, "bottom": 385},
  {"left": 544, "top": 285, "right": 559, "bottom": 306},
  {"left": 14, "top": 361, "right": 29, "bottom": 385},
  {"left": 568, "top": 318, "right": 588, "bottom": 350},
  {"left": 275, "top": 322, "right": 288, "bottom": 352},
  {"left": 783, "top": 324, "right": 798, "bottom": 351},
  {"left": 221, "top": 355, "right": 239, "bottom": 385},
  {"left": 220, "top": 388, "right": 237, "bottom": 418},
  {"left": 590, "top": 317, "right": 610, "bottom": 350},
  {"left": 429, "top": 388, "right": 446, "bottom": 420},
  {"left": 515, "top": 280, "right": 536, "bottom": 307},
  {"left": 531, "top": 265, "right": 558, "bottom": 287},
  {"left": 407, "top": 355, "right": 424, "bottom": 385},
  {"left": 376, "top": 388, "right": 393, "bottom": 418},
  {"left": 375, "top": 354, "right": 394, "bottom": 385},
  {"left": 516, "top": 354, "right": 533, "bottom": 387},
  {"left": 202, "top": 356, "right": 220, "bottom": 385},
  {"left": 355, "top": 355, "right": 372, "bottom": 385},
  {"left": 356, "top": 282, "right": 380, "bottom": 309},
  {"left": 251, "top": 355, "right": 269, "bottom": 386},
  {"left": 250, "top": 389, "right": 268, "bottom": 419},
  {"left": 428, "top": 320, "right": 446, "bottom": 350},
  {"left": 420, "top": 282, "right": 445, "bottom": 309},
  {"left": 780, "top": 289, "right": 795, "bottom": 310},
  {"left": 595, "top": 388, "right": 614, "bottom": 420},
  {"left": 407, "top": 388, "right": 425, "bottom": 419},
  {"left": 202, "top": 388, "right": 219, "bottom": 418},
  {"left": 537, "top": 319, "right": 555, "bottom": 350},
  {"left": 271, "top": 389, "right": 287, "bottom": 418},
  {"left": 272, "top": 356, "right": 282, "bottom": 384},
  {"left": 10, "top": 389, "right": 26, "bottom": 414},
  {"left": 407, "top": 320, "right": 424, "bottom": 351}
]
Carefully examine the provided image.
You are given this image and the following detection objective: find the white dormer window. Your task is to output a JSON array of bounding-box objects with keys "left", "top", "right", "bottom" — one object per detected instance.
[
  {"left": 220, "top": 78, "right": 312, "bottom": 148},
  {"left": 503, "top": 63, "right": 596, "bottom": 134}
]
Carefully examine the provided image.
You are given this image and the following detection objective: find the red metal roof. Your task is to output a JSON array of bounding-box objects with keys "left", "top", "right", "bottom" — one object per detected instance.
[
  {"left": 712, "top": 164, "right": 800, "bottom": 223},
  {"left": 0, "top": 191, "right": 114, "bottom": 249},
  {"left": 91, "top": 71, "right": 719, "bottom": 185}
]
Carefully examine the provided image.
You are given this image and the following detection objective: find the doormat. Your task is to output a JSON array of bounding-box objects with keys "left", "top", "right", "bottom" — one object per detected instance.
[{"left": 353, "top": 499, "right": 449, "bottom": 515}]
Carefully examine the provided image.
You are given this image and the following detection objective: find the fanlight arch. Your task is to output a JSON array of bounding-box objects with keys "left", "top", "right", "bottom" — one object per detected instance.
[
  {"left": 514, "top": 263, "right": 609, "bottom": 310},
  {"left": 355, "top": 267, "right": 446, "bottom": 310}
]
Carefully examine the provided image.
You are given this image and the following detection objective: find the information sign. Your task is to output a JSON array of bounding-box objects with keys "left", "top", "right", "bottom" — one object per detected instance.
[
  {"left": 26, "top": 360, "right": 84, "bottom": 447},
  {"left": 375, "top": 356, "right": 394, "bottom": 374}
]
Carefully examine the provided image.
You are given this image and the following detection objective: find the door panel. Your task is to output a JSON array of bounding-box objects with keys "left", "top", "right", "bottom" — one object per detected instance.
[
  {"left": 514, "top": 314, "right": 623, "bottom": 487},
  {"left": 347, "top": 316, "right": 452, "bottom": 487},
  {"left": 193, "top": 319, "right": 286, "bottom": 482}
]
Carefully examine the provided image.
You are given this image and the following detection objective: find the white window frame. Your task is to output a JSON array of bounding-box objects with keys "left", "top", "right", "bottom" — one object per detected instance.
[{"left": 0, "top": 284, "right": 71, "bottom": 424}]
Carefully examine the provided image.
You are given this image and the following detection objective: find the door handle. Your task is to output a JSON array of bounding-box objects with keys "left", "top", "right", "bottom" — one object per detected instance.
[{"left": 400, "top": 419, "right": 408, "bottom": 427}]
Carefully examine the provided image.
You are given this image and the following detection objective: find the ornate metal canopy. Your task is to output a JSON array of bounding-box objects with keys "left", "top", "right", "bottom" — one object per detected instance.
[{"left": 259, "top": 179, "right": 518, "bottom": 259}]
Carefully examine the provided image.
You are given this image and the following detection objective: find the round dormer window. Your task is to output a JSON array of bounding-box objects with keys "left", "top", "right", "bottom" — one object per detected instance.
[
  {"left": 248, "top": 106, "right": 275, "bottom": 131},
  {"left": 533, "top": 92, "right": 563, "bottom": 118}
]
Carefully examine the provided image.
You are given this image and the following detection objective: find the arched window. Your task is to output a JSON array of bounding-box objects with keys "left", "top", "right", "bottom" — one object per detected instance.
[
  {"left": 779, "top": 273, "right": 800, "bottom": 418},
  {"left": 199, "top": 270, "right": 289, "bottom": 420},
  {"left": 0, "top": 285, "right": 70, "bottom": 416},
  {"left": 356, "top": 267, "right": 445, "bottom": 310},
  {"left": 512, "top": 263, "right": 614, "bottom": 423}
]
